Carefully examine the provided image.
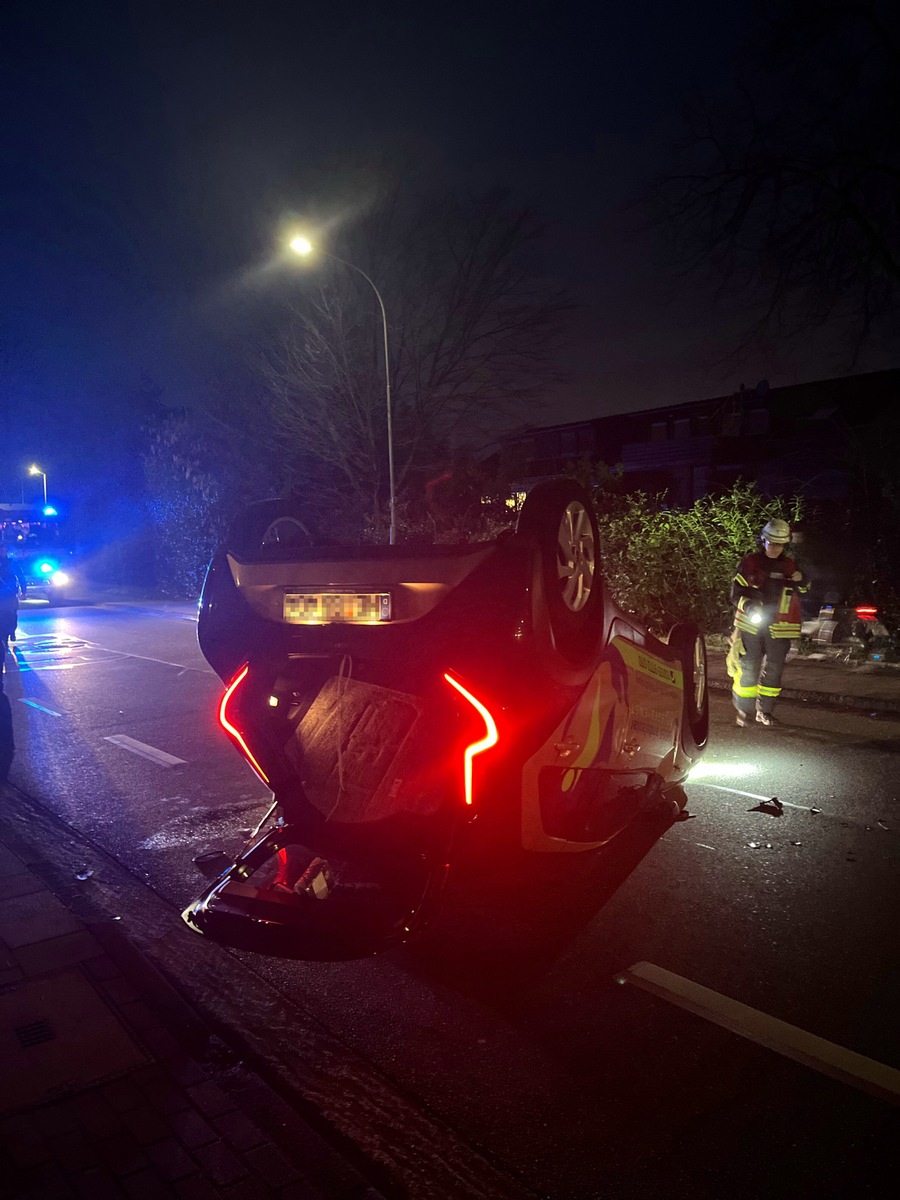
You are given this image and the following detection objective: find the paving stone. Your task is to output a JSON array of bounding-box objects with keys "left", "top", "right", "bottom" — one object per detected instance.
[
  {"left": 71, "top": 1093, "right": 124, "bottom": 1140},
  {"left": 121, "top": 1104, "right": 170, "bottom": 1146},
  {"left": 220, "top": 1176, "right": 278, "bottom": 1199},
  {"left": 0, "top": 870, "right": 45, "bottom": 900},
  {"left": 72, "top": 1166, "right": 127, "bottom": 1199},
  {"left": 86, "top": 956, "right": 122, "bottom": 982},
  {"left": 130, "top": 1064, "right": 167, "bottom": 1089},
  {"left": 4, "top": 1122, "right": 53, "bottom": 1168},
  {"left": 175, "top": 1174, "right": 223, "bottom": 1200},
  {"left": 118, "top": 999, "right": 161, "bottom": 1033},
  {"left": 141, "top": 1025, "right": 182, "bottom": 1060},
  {"left": 193, "top": 1139, "right": 250, "bottom": 1187},
  {"left": 94, "top": 1132, "right": 150, "bottom": 1178},
  {"left": 14, "top": 1160, "right": 77, "bottom": 1198},
  {"left": 277, "top": 1182, "right": 328, "bottom": 1200},
  {"left": 139, "top": 1078, "right": 193, "bottom": 1117},
  {"left": 49, "top": 1129, "right": 100, "bottom": 1172},
  {"left": 211, "top": 1111, "right": 267, "bottom": 1152},
  {"left": 0, "top": 843, "right": 28, "bottom": 878},
  {"left": 0, "top": 1111, "right": 39, "bottom": 1140},
  {"left": 241, "top": 1145, "right": 301, "bottom": 1189},
  {"left": 0, "top": 888, "right": 82, "bottom": 947},
  {"left": 32, "top": 1099, "right": 82, "bottom": 1138},
  {"left": 100, "top": 974, "right": 141, "bottom": 1005},
  {"left": 101, "top": 1079, "right": 147, "bottom": 1114},
  {"left": 165, "top": 1056, "right": 209, "bottom": 1089},
  {"left": 145, "top": 1136, "right": 200, "bottom": 1182},
  {"left": 123, "top": 1167, "right": 177, "bottom": 1198},
  {"left": 14, "top": 928, "right": 104, "bottom": 976},
  {"left": 169, "top": 1108, "right": 218, "bottom": 1150},
  {"left": 185, "top": 1082, "right": 238, "bottom": 1120}
]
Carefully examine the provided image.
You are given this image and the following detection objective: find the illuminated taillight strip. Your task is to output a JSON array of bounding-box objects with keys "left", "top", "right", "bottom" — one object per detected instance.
[
  {"left": 219, "top": 664, "right": 270, "bottom": 784},
  {"left": 855, "top": 606, "right": 878, "bottom": 619},
  {"left": 443, "top": 673, "right": 499, "bottom": 806}
]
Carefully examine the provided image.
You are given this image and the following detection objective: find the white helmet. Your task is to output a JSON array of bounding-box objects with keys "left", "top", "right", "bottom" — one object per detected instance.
[{"left": 761, "top": 517, "right": 791, "bottom": 544}]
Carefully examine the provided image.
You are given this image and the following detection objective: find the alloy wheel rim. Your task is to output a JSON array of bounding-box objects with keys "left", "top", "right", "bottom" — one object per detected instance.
[{"left": 556, "top": 501, "right": 595, "bottom": 612}]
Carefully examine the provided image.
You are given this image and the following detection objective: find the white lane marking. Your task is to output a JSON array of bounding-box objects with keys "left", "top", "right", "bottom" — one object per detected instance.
[
  {"left": 114, "top": 650, "right": 212, "bottom": 673},
  {"left": 692, "top": 781, "right": 815, "bottom": 812},
  {"left": 104, "top": 735, "right": 187, "bottom": 767},
  {"left": 695, "top": 843, "right": 716, "bottom": 850},
  {"left": 616, "top": 961, "right": 900, "bottom": 1106},
  {"left": 18, "top": 698, "right": 63, "bottom": 717},
  {"left": 15, "top": 662, "right": 79, "bottom": 673}
]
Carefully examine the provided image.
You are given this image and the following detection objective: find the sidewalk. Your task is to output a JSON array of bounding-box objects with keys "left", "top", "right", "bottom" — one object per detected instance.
[
  {"left": 0, "top": 835, "right": 385, "bottom": 1200},
  {"left": 706, "top": 639, "right": 900, "bottom": 713}
]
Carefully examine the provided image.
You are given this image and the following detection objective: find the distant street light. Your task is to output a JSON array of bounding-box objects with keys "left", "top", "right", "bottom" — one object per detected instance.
[
  {"left": 288, "top": 236, "right": 397, "bottom": 546},
  {"left": 28, "top": 464, "right": 47, "bottom": 506}
]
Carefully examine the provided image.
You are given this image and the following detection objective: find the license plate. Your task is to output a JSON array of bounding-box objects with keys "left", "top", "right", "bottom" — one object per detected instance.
[{"left": 283, "top": 592, "right": 391, "bottom": 624}]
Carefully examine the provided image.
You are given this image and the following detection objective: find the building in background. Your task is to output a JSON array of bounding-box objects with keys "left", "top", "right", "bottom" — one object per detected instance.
[{"left": 503, "top": 369, "right": 899, "bottom": 513}]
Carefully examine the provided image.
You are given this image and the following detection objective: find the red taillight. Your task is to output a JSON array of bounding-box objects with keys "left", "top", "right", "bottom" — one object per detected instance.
[
  {"left": 855, "top": 606, "right": 878, "bottom": 620},
  {"left": 443, "top": 673, "right": 499, "bottom": 806},
  {"left": 219, "top": 664, "right": 270, "bottom": 784}
]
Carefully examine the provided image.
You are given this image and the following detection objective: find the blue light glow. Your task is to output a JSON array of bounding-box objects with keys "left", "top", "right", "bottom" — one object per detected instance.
[{"left": 42, "top": 505, "right": 58, "bottom": 517}]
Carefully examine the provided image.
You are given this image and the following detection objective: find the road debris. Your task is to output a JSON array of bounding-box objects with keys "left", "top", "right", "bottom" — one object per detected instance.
[{"left": 748, "top": 798, "right": 784, "bottom": 817}]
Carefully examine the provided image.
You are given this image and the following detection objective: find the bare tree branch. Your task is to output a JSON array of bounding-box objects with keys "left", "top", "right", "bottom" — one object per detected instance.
[
  {"left": 255, "top": 184, "right": 572, "bottom": 531},
  {"left": 651, "top": 0, "right": 900, "bottom": 365}
]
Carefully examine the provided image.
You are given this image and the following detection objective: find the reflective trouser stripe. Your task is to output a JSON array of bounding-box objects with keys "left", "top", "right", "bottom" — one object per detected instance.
[
  {"left": 733, "top": 683, "right": 759, "bottom": 697},
  {"left": 733, "top": 631, "right": 790, "bottom": 715}
]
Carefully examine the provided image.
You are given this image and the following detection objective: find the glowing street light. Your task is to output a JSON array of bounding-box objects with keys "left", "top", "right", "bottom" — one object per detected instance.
[
  {"left": 29, "top": 464, "right": 47, "bottom": 506},
  {"left": 288, "top": 235, "right": 396, "bottom": 546}
]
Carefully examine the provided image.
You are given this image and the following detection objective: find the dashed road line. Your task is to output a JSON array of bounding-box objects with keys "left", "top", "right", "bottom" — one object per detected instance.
[
  {"left": 615, "top": 961, "right": 900, "bottom": 1105},
  {"left": 18, "top": 698, "right": 63, "bottom": 717},
  {"left": 104, "top": 735, "right": 187, "bottom": 767}
]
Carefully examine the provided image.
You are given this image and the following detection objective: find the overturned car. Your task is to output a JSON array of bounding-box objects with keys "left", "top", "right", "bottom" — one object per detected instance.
[{"left": 182, "top": 480, "right": 708, "bottom": 960}]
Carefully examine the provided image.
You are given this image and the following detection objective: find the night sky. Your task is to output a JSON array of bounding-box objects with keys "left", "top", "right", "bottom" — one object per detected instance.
[{"left": 1, "top": 0, "right": 893, "bottom": 504}]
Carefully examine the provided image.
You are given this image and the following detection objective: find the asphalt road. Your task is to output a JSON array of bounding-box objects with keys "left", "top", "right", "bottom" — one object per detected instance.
[{"left": 3, "top": 601, "right": 899, "bottom": 1199}]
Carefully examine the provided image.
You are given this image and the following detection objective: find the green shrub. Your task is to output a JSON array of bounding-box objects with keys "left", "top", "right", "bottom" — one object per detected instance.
[{"left": 593, "top": 481, "right": 803, "bottom": 635}]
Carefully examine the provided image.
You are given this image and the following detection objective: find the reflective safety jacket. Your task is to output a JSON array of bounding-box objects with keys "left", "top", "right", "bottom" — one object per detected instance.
[{"left": 731, "top": 551, "right": 808, "bottom": 639}]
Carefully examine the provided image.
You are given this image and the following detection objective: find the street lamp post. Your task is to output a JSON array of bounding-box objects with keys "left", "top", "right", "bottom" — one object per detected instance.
[
  {"left": 29, "top": 465, "right": 47, "bottom": 506},
  {"left": 288, "top": 237, "right": 397, "bottom": 546}
]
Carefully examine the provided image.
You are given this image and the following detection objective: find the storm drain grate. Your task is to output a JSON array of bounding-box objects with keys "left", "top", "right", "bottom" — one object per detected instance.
[{"left": 15, "top": 1019, "right": 56, "bottom": 1048}]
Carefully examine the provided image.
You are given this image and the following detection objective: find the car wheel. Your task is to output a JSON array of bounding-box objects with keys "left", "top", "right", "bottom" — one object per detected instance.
[
  {"left": 667, "top": 621, "right": 709, "bottom": 754},
  {"left": 516, "top": 479, "right": 603, "bottom": 660},
  {"left": 227, "top": 499, "right": 313, "bottom": 557}
]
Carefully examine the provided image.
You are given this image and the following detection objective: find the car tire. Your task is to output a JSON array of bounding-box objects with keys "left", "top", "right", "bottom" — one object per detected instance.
[
  {"left": 516, "top": 479, "right": 603, "bottom": 662},
  {"left": 226, "top": 499, "right": 313, "bottom": 558},
  {"left": 667, "top": 621, "right": 709, "bottom": 755}
]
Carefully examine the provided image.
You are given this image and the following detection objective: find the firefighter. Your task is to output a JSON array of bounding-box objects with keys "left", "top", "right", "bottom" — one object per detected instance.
[
  {"left": 0, "top": 544, "right": 26, "bottom": 655},
  {"left": 730, "top": 518, "right": 809, "bottom": 727}
]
